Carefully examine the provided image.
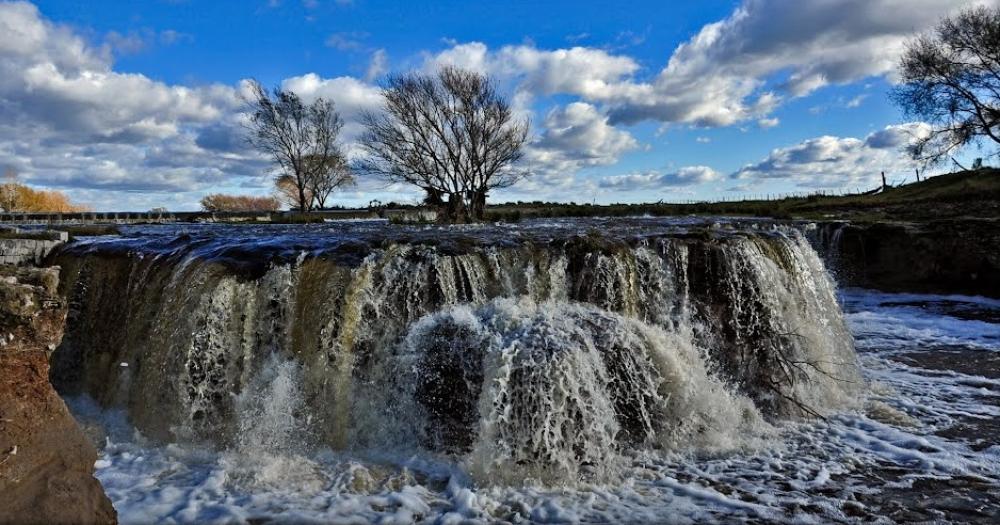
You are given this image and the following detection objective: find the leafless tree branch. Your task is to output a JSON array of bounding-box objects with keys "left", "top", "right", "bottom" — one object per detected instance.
[
  {"left": 892, "top": 6, "right": 1000, "bottom": 166},
  {"left": 356, "top": 67, "right": 529, "bottom": 222},
  {"left": 243, "top": 80, "right": 350, "bottom": 211}
]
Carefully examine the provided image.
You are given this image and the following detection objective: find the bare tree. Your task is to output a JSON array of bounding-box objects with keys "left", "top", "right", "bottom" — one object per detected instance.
[
  {"left": 357, "top": 67, "right": 529, "bottom": 222},
  {"left": 304, "top": 153, "right": 355, "bottom": 209},
  {"left": 892, "top": 6, "right": 1000, "bottom": 165},
  {"left": 1, "top": 167, "right": 18, "bottom": 212},
  {"left": 244, "top": 80, "right": 347, "bottom": 211}
]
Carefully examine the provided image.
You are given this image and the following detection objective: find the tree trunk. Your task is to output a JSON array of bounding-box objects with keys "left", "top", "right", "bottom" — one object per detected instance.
[
  {"left": 424, "top": 188, "right": 444, "bottom": 207},
  {"left": 471, "top": 190, "right": 487, "bottom": 221},
  {"left": 444, "top": 193, "right": 470, "bottom": 223},
  {"left": 299, "top": 187, "right": 309, "bottom": 212},
  {"left": 297, "top": 172, "right": 310, "bottom": 212}
]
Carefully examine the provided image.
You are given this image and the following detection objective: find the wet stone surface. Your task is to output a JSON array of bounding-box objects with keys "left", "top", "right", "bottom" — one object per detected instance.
[
  {"left": 860, "top": 476, "right": 1000, "bottom": 524},
  {"left": 52, "top": 217, "right": 791, "bottom": 272},
  {"left": 893, "top": 348, "right": 1000, "bottom": 380}
]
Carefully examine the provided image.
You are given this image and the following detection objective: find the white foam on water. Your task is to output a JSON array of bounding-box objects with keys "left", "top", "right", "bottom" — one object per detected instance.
[
  {"left": 406, "top": 299, "right": 772, "bottom": 484},
  {"left": 64, "top": 288, "right": 1000, "bottom": 524},
  {"left": 841, "top": 288, "right": 1000, "bottom": 352}
]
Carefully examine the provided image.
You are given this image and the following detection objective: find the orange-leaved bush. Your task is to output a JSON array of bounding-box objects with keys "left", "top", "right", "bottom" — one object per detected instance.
[{"left": 0, "top": 182, "right": 90, "bottom": 213}]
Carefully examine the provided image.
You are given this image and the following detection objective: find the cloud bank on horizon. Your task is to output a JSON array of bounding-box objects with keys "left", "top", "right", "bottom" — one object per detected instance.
[{"left": 0, "top": 0, "right": 989, "bottom": 210}]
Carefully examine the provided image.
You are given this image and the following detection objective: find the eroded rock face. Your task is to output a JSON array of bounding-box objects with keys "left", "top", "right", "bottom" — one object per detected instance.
[
  {"left": 815, "top": 220, "right": 1000, "bottom": 298},
  {"left": 0, "top": 265, "right": 116, "bottom": 525}
]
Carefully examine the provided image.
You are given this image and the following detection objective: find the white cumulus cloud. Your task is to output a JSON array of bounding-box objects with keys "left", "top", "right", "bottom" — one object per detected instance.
[
  {"left": 524, "top": 102, "right": 639, "bottom": 176},
  {"left": 425, "top": 1, "right": 982, "bottom": 129},
  {"left": 0, "top": 1, "right": 252, "bottom": 205},
  {"left": 602, "top": 0, "right": 984, "bottom": 127},
  {"left": 600, "top": 166, "right": 722, "bottom": 190},
  {"left": 732, "top": 122, "right": 933, "bottom": 188}
]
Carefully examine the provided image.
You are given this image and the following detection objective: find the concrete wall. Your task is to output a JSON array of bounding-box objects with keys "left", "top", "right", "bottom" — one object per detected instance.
[
  {"left": 383, "top": 209, "right": 438, "bottom": 223},
  {"left": 0, "top": 231, "right": 67, "bottom": 266}
]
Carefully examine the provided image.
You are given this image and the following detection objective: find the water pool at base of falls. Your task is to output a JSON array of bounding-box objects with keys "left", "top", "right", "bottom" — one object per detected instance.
[{"left": 66, "top": 287, "right": 1000, "bottom": 524}]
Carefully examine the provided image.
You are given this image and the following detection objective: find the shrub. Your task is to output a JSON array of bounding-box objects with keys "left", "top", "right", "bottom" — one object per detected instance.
[
  {"left": 200, "top": 194, "right": 281, "bottom": 212},
  {"left": 0, "top": 182, "right": 89, "bottom": 213}
]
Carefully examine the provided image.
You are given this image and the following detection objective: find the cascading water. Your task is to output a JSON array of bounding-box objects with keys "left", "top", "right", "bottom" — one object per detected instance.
[
  {"left": 50, "top": 219, "right": 1000, "bottom": 523},
  {"left": 395, "top": 298, "right": 767, "bottom": 484},
  {"left": 234, "top": 354, "right": 309, "bottom": 457},
  {"left": 222, "top": 354, "right": 327, "bottom": 492},
  {"left": 50, "top": 220, "right": 860, "bottom": 485}
]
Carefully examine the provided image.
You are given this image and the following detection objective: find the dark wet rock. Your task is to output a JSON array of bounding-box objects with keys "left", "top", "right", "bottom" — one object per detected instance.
[
  {"left": 411, "top": 324, "right": 487, "bottom": 450},
  {"left": 893, "top": 349, "right": 1000, "bottom": 380},
  {"left": 815, "top": 219, "right": 1000, "bottom": 298},
  {"left": 842, "top": 500, "right": 868, "bottom": 518}
]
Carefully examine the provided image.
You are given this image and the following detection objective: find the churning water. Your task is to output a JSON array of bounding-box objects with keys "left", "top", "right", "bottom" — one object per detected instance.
[{"left": 53, "top": 219, "right": 1000, "bottom": 523}]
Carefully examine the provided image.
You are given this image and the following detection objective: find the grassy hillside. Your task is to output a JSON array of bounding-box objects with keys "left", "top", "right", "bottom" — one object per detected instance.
[
  {"left": 485, "top": 169, "right": 1000, "bottom": 222},
  {"left": 787, "top": 168, "right": 1000, "bottom": 220},
  {"left": 858, "top": 168, "right": 1000, "bottom": 203}
]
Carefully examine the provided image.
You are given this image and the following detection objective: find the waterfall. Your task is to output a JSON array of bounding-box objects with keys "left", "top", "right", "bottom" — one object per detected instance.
[
  {"left": 392, "top": 298, "right": 766, "bottom": 483},
  {"left": 234, "top": 354, "right": 310, "bottom": 455},
  {"left": 50, "top": 225, "right": 861, "bottom": 483},
  {"left": 221, "top": 354, "right": 328, "bottom": 491},
  {"left": 809, "top": 222, "right": 850, "bottom": 278}
]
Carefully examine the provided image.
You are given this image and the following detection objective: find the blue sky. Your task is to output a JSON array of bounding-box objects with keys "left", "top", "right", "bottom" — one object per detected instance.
[{"left": 0, "top": 0, "right": 992, "bottom": 210}]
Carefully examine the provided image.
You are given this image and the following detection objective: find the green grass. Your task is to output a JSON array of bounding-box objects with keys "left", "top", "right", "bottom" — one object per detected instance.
[
  {"left": 865, "top": 168, "right": 1000, "bottom": 203},
  {"left": 784, "top": 169, "right": 1000, "bottom": 221},
  {"left": 484, "top": 169, "right": 1000, "bottom": 222}
]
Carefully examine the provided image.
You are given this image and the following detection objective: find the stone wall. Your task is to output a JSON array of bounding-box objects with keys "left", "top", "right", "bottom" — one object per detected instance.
[
  {"left": 0, "top": 208, "right": 435, "bottom": 224},
  {"left": 383, "top": 208, "right": 438, "bottom": 223}
]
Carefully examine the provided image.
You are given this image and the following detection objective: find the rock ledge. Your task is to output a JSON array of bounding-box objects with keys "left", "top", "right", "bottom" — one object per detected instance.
[{"left": 0, "top": 265, "right": 116, "bottom": 525}]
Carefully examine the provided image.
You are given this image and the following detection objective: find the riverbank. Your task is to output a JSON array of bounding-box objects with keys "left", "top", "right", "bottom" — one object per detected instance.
[
  {"left": 484, "top": 168, "right": 1000, "bottom": 222},
  {"left": 814, "top": 219, "right": 1000, "bottom": 299}
]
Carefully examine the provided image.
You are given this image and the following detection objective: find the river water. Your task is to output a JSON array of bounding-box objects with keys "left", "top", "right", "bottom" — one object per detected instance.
[{"left": 55, "top": 219, "right": 1000, "bottom": 523}]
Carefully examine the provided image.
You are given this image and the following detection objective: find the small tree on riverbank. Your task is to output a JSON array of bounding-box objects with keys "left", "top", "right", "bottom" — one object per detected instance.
[
  {"left": 243, "top": 80, "right": 352, "bottom": 211},
  {"left": 357, "top": 67, "right": 529, "bottom": 222},
  {"left": 892, "top": 6, "right": 1000, "bottom": 165},
  {"left": 304, "top": 153, "right": 355, "bottom": 209}
]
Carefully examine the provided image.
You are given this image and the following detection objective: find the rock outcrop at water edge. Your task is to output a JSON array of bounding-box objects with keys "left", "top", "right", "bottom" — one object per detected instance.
[{"left": 0, "top": 265, "right": 116, "bottom": 525}]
